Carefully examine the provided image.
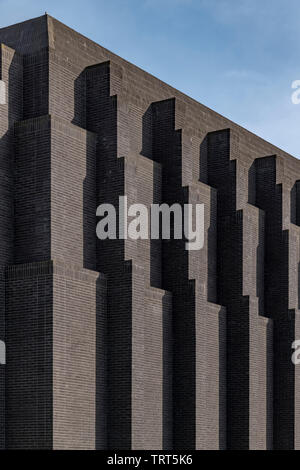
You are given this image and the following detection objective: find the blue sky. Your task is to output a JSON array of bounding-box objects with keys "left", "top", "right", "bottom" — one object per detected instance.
[{"left": 1, "top": 0, "right": 300, "bottom": 157}]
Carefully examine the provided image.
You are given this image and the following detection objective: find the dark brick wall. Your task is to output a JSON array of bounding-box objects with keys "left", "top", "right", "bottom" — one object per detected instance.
[
  {"left": 14, "top": 116, "right": 51, "bottom": 264},
  {"left": 0, "top": 43, "right": 23, "bottom": 449},
  {"left": 0, "top": 14, "right": 300, "bottom": 449},
  {"left": 52, "top": 263, "right": 106, "bottom": 449},
  {"left": 5, "top": 262, "right": 53, "bottom": 449}
]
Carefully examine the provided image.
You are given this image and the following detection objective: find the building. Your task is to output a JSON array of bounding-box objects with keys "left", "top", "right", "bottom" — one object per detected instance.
[{"left": 0, "top": 14, "right": 299, "bottom": 450}]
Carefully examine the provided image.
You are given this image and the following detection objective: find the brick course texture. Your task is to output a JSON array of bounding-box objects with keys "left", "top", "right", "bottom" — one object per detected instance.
[{"left": 0, "top": 14, "right": 299, "bottom": 450}]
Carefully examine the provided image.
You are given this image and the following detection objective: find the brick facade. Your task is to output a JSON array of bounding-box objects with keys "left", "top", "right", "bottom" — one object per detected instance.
[{"left": 0, "top": 14, "right": 299, "bottom": 449}]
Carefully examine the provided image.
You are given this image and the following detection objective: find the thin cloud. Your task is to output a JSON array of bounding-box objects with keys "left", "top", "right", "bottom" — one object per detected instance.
[{"left": 224, "top": 69, "right": 270, "bottom": 85}]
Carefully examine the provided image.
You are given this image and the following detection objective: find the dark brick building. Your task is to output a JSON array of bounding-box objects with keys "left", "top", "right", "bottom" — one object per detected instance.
[{"left": 0, "top": 14, "right": 299, "bottom": 450}]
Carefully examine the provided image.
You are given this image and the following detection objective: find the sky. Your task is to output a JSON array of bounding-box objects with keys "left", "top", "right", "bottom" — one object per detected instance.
[{"left": 0, "top": 0, "right": 300, "bottom": 158}]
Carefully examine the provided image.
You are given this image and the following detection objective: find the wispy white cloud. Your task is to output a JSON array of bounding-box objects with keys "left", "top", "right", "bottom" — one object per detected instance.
[{"left": 224, "top": 69, "right": 270, "bottom": 85}]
